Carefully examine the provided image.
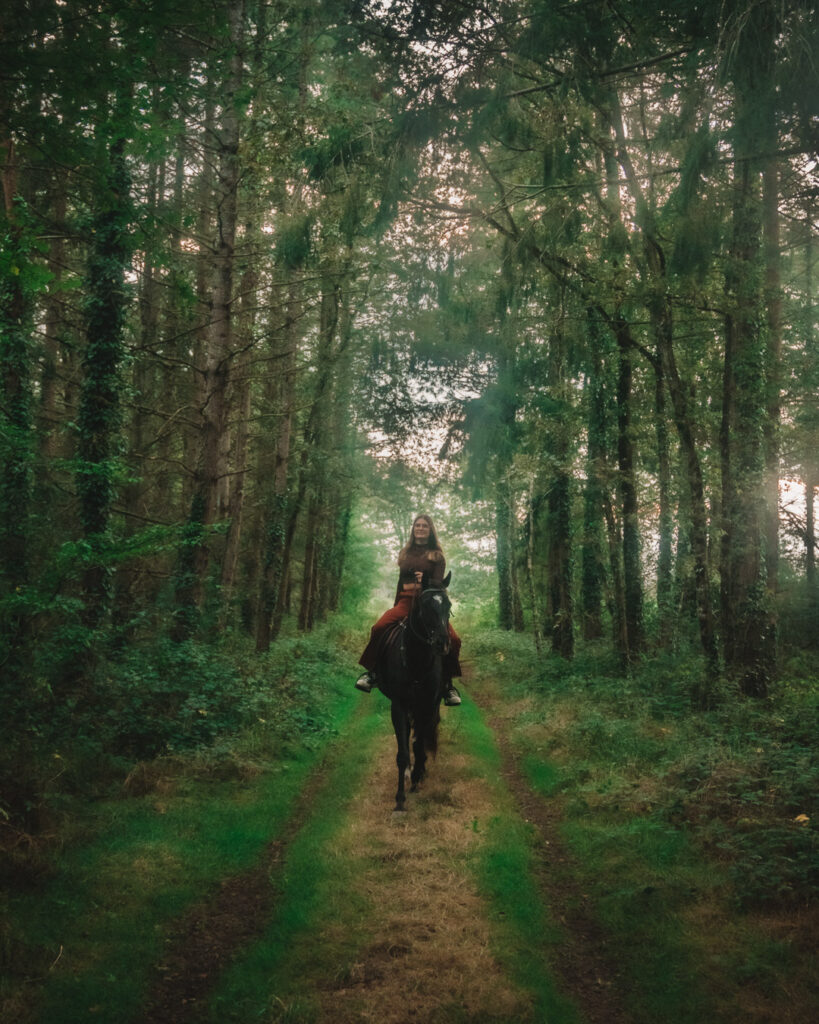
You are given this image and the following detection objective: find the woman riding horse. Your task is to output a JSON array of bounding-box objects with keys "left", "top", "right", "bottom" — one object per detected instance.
[{"left": 355, "top": 514, "right": 462, "bottom": 706}]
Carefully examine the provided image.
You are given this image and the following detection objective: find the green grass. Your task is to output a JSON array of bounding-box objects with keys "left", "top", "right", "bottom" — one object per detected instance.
[
  {"left": 22, "top": 768, "right": 318, "bottom": 1024},
  {"left": 2, "top": 630, "right": 363, "bottom": 1024},
  {"left": 206, "top": 706, "right": 385, "bottom": 1022},
  {"left": 561, "top": 817, "right": 719, "bottom": 1023},
  {"left": 475, "top": 627, "right": 818, "bottom": 1024},
  {"left": 457, "top": 696, "right": 582, "bottom": 1024},
  {"left": 6, "top": 623, "right": 814, "bottom": 1024}
]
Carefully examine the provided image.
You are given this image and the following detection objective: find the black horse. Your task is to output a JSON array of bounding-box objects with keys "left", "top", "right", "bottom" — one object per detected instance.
[{"left": 374, "top": 572, "right": 453, "bottom": 811}]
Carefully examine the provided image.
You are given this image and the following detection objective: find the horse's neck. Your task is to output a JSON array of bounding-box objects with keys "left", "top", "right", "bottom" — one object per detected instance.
[{"left": 404, "top": 611, "right": 433, "bottom": 661}]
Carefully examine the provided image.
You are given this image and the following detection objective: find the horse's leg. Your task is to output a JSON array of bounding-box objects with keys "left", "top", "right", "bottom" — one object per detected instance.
[
  {"left": 391, "top": 702, "right": 410, "bottom": 810},
  {"left": 410, "top": 726, "right": 427, "bottom": 790}
]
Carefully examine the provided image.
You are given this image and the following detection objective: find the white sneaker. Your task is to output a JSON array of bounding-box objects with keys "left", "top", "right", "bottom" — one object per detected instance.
[{"left": 355, "top": 672, "right": 374, "bottom": 693}]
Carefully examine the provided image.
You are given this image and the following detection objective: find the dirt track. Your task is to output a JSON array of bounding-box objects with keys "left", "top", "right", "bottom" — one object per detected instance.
[{"left": 140, "top": 673, "right": 628, "bottom": 1024}]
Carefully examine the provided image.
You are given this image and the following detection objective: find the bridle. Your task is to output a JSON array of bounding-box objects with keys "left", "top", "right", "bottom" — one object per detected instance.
[{"left": 407, "top": 587, "right": 451, "bottom": 653}]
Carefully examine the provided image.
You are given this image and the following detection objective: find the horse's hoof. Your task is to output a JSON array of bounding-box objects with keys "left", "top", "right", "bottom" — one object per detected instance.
[{"left": 393, "top": 803, "right": 407, "bottom": 813}]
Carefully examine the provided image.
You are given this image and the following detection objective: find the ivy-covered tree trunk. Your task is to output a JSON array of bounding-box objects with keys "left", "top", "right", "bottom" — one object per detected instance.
[
  {"left": 40, "top": 168, "right": 68, "bottom": 459},
  {"left": 0, "top": 135, "right": 37, "bottom": 706},
  {"left": 718, "top": 2, "right": 781, "bottom": 696},
  {"left": 76, "top": 117, "right": 132, "bottom": 630},
  {"left": 496, "top": 473, "right": 523, "bottom": 631}
]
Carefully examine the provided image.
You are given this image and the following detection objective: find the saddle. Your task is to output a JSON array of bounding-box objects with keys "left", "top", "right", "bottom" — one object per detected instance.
[{"left": 376, "top": 617, "right": 407, "bottom": 666}]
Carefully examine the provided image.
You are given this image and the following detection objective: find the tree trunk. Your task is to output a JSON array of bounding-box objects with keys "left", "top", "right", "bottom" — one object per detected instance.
[
  {"left": 113, "top": 147, "right": 165, "bottom": 637},
  {"left": 614, "top": 320, "right": 643, "bottom": 662},
  {"left": 319, "top": 272, "right": 357, "bottom": 618},
  {"left": 805, "top": 225, "right": 817, "bottom": 608},
  {"left": 581, "top": 337, "right": 606, "bottom": 641},
  {"left": 807, "top": 474, "right": 817, "bottom": 607},
  {"left": 296, "top": 271, "right": 340, "bottom": 632},
  {"left": 654, "top": 355, "right": 673, "bottom": 649},
  {"left": 40, "top": 168, "right": 68, "bottom": 458},
  {"left": 762, "top": 156, "right": 782, "bottom": 592},
  {"left": 647, "top": 273, "right": 720, "bottom": 686},
  {"left": 220, "top": 230, "right": 258, "bottom": 602},
  {"left": 254, "top": 273, "right": 300, "bottom": 651},
  {"left": 494, "top": 293, "right": 523, "bottom": 632},
  {"left": 185, "top": 0, "right": 245, "bottom": 612},
  {"left": 183, "top": 87, "right": 215, "bottom": 516},
  {"left": 608, "top": 86, "right": 719, "bottom": 682},
  {"left": 720, "top": 134, "right": 775, "bottom": 696},
  {"left": 496, "top": 475, "right": 521, "bottom": 631},
  {"left": 603, "top": 490, "right": 629, "bottom": 667},
  {"left": 0, "top": 137, "right": 33, "bottom": 593},
  {"left": 76, "top": 111, "right": 132, "bottom": 630},
  {"left": 526, "top": 476, "right": 545, "bottom": 655},
  {"left": 298, "top": 496, "right": 321, "bottom": 631},
  {"left": 546, "top": 300, "right": 573, "bottom": 658}
]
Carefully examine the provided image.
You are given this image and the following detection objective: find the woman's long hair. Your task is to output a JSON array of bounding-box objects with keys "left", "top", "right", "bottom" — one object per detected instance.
[{"left": 399, "top": 514, "right": 444, "bottom": 563}]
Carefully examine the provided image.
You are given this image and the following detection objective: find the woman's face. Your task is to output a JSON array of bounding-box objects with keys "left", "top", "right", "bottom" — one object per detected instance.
[{"left": 413, "top": 518, "right": 431, "bottom": 543}]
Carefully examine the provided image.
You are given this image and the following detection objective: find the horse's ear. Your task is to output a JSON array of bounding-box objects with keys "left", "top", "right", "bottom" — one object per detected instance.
[{"left": 442, "top": 571, "right": 451, "bottom": 588}]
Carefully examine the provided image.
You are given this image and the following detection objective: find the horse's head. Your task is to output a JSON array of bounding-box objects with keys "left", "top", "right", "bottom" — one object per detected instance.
[{"left": 414, "top": 573, "right": 452, "bottom": 654}]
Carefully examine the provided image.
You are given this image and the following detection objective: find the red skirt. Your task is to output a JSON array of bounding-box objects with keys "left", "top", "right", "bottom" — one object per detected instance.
[{"left": 359, "top": 594, "right": 462, "bottom": 676}]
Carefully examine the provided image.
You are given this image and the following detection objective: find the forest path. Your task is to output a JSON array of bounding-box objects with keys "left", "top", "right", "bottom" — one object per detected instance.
[
  {"left": 140, "top": 667, "right": 629, "bottom": 1024},
  {"left": 306, "top": 710, "right": 533, "bottom": 1023},
  {"left": 141, "top": 741, "right": 341, "bottom": 1024},
  {"left": 468, "top": 675, "right": 629, "bottom": 1024}
]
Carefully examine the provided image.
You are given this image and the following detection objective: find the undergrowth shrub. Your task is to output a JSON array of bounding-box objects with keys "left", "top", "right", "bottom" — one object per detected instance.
[
  {"left": 703, "top": 819, "right": 818, "bottom": 908},
  {"left": 0, "top": 614, "right": 360, "bottom": 841},
  {"left": 478, "top": 627, "right": 819, "bottom": 911}
]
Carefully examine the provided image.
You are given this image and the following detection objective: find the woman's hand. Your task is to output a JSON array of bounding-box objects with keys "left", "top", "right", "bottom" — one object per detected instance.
[{"left": 414, "top": 571, "right": 423, "bottom": 584}]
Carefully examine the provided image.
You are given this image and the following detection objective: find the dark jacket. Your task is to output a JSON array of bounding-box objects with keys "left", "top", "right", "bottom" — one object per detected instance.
[{"left": 394, "top": 545, "right": 445, "bottom": 604}]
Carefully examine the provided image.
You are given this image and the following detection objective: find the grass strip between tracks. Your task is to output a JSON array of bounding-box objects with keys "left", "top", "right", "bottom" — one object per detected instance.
[
  {"left": 457, "top": 695, "right": 582, "bottom": 1024},
  {"left": 206, "top": 706, "right": 384, "bottom": 1022}
]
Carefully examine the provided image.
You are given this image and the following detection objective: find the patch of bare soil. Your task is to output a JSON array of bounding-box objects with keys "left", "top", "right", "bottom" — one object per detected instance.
[
  {"left": 469, "top": 680, "right": 631, "bottom": 1024},
  {"left": 142, "top": 758, "right": 334, "bottom": 1024},
  {"left": 312, "top": 720, "right": 534, "bottom": 1023}
]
